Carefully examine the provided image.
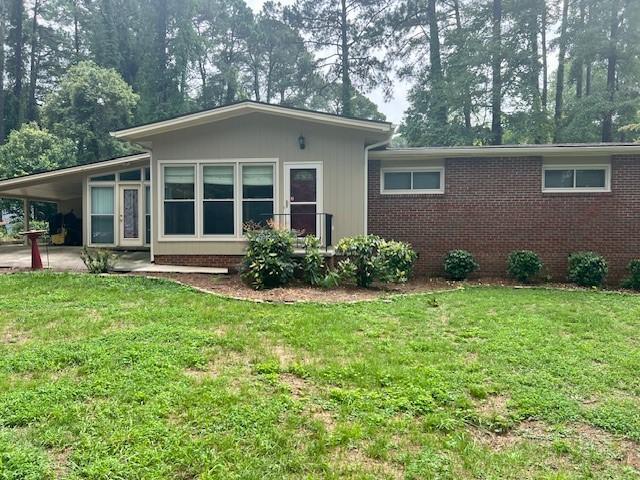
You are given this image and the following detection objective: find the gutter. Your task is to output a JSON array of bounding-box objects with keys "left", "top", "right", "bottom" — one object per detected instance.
[{"left": 364, "top": 137, "right": 392, "bottom": 235}]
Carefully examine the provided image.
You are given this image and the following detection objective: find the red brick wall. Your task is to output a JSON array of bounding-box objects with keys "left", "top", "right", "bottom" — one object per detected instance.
[
  {"left": 154, "top": 255, "right": 244, "bottom": 272},
  {"left": 368, "top": 155, "right": 640, "bottom": 283}
]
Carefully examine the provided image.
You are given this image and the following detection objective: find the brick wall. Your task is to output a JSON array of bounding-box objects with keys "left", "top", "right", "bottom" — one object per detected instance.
[
  {"left": 154, "top": 254, "right": 244, "bottom": 272},
  {"left": 368, "top": 155, "right": 640, "bottom": 283}
]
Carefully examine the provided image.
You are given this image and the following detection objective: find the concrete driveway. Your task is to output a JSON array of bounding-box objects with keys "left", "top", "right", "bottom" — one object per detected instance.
[{"left": 0, "top": 245, "right": 227, "bottom": 274}]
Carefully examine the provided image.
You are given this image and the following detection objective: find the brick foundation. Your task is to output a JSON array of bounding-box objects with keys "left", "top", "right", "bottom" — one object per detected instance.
[
  {"left": 368, "top": 156, "right": 640, "bottom": 284},
  {"left": 154, "top": 255, "right": 244, "bottom": 272}
]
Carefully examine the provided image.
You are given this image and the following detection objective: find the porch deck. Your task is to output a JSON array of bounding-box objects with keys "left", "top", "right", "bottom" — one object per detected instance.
[{"left": 0, "top": 245, "right": 228, "bottom": 274}]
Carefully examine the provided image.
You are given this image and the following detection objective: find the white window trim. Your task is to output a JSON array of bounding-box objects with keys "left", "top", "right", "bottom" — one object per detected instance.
[
  {"left": 86, "top": 166, "right": 151, "bottom": 248},
  {"left": 542, "top": 164, "right": 611, "bottom": 193},
  {"left": 158, "top": 158, "right": 279, "bottom": 242},
  {"left": 380, "top": 167, "right": 445, "bottom": 195},
  {"left": 201, "top": 162, "right": 237, "bottom": 239}
]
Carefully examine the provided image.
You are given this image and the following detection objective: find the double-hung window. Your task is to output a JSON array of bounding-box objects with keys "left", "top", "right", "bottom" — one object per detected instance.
[
  {"left": 381, "top": 167, "right": 444, "bottom": 194},
  {"left": 90, "top": 186, "right": 115, "bottom": 244},
  {"left": 203, "top": 165, "right": 235, "bottom": 235},
  {"left": 242, "top": 165, "right": 274, "bottom": 228},
  {"left": 163, "top": 166, "right": 195, "bottom": 235},
  {"left": 543, "top": 165, "right": 610, "bottom": 192}
]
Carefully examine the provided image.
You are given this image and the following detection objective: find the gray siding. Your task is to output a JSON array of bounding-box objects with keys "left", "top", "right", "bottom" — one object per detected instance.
[{"left": 145, "top": 112, "right": 380, "bottom": 256}]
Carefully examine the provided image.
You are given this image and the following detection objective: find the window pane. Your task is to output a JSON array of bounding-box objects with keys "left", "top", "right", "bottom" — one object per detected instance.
[
  {"left": 204, "top": 166, "right": 234, "bottom": 199},
  {"left": 164, "top": 201, "right": 195, "bottom": 235},
  {"left": 145, "top": 186, "right": 151, "bottom": 215},
  {"left": 91, "top": 216, "right": 114, "bottom": 244},
  {"left": 90, "top": 174, "right": 115, "bottom": 182},
  {"left": 145, "top": 167, "right": 151, "bottom": 181},
  {"left": 413, "top": 171, "right": 441, "bottom": 190},
  {"left": 576, "top": 169, "right": 606, "bottom": 188},
  {"left": 119, "top": 169, "right": 141, "bottom": 181},
  {"left": 545, "top": 169, "right": 574, "bottom": 188},
  {"left": 384, "top": 172, "right": 411, "bottom": 190},
  {"left": 243, "top": 201, "right": 273, "bottom": 228},
  {"left": 203, "top": 201, "right": 234, "bottom": 235},
  {"left": 290, "top": 169, "right": 316, "bottom": 202},
  {"left": 165, "top": 166, "right": 195, "bottom": 200},
  {"left": 243, "top": 165, "right": 273, "bottom": 199},
  {"left": 291, "top": 204, "right": 317, "bottom": 237},
  {"left": 91, "top": 187, "right": 114, "bottom": 215},
  {"left": 145, "top": 216, "right": 151, "bottom": 244}
]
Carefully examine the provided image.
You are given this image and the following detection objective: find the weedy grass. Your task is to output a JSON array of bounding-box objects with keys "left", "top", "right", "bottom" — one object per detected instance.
[{"left": 0, "top": 272, "right": 639, "bottom": 479}]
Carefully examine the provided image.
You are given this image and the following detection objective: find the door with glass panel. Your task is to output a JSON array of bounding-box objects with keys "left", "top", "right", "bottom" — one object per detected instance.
[
  {"left": 119, "top": 185, "right": 143, "bottom": 246},
  {"left": 284, "top": 163, "right": 322, "bottom": 240}
]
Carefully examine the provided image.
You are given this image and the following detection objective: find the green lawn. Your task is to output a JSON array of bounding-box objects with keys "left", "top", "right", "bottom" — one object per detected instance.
[{"left": 1, "top": 274, "right": 639, "bottom": 479}]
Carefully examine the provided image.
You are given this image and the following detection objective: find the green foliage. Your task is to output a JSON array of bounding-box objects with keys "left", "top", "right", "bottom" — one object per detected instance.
[
  {"left": 443, "top": 250, "right": 479, "bottom": 281},
  {"left": 507, "top": 250, "right": 543, "bottom": 283},
  {"left": 302, "top": 235, "right": 324, "bottom": 286},
  {"left": 568, "top": 252, "right": 608, "bottom": 287},
  {"left": 80, "top": 247, "right": 116, "bottom": 274},
  {"left": 241, "top": 227, "right": 296, "bottom": 289},
  {"left": 621, "top": 259, "right": 640, "bottom": 290},
  {"left": 42, "top": 61, "right": 139, "bottom": 164},
  {"left": 336, "top": 235, "right": 417, "bottom": 288},
  {"left": 0, "top": 123, "right": 76, "bottom": 180}
]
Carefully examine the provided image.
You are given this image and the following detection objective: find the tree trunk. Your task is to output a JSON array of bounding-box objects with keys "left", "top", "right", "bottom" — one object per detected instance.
[
  {"left": 554, "top": 0, "right": 569, "bottom": 142},
  {"left": 575, "top": 0, "right": 585, "bottom": 99},
  {"left": 154, "top": 0, "right": 169, "bottom": 106},
  {"left": 453, "top": 0, "right": 471, "bottom": 131},
  {"left": 585, "top": 62, "right": 592, "bottom": 96},
  {"left": 339, "top": 0, "right": 352, "bottom": 117},
  {"left": 602, "top": 0, "right": 621, "bottom": 143},
  {"left": 0, "top": 0, "right": 6, "bottom": 142},
  {"left": 26, "top": 0, "right": 38, "bottom": 122},
  {"left": 73, "top": 0, "right": 80, "bottom": 59},
  {"left": 529, "top": 4, "right": 543, "bottom": 143},
  {"left": 428, "top": 0, "right": 447, "bottom": 126},
  {"left": 11, "top": 0, "right": 25, "bottom": 127},
  {"left": 541, "top": 0, "right": 548, "bottom": 110},
  {"left": 491, "top": 0, "right": 502, "bottom": 145}
]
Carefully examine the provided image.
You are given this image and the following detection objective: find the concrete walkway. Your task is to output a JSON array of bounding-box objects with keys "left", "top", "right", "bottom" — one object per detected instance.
[{"left": 0, "top": 245, "right": 228, "bottom": 274}]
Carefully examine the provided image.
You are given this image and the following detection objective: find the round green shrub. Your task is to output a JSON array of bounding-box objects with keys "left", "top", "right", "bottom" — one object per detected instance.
[
  {"left": 621, "top": 259, "right": 640, "bottom": 290},
  {"left": 567, "top": 252, "right": 608, "bottom": 287},
  {"left": 507, "top": 250, "right": 543, "bottom": 283},
  {"left": 443, "top": 250, "right": 478, "bottom": 281},
  {"left": 241, "top": 227, "right": 296, "bottom": 289}
]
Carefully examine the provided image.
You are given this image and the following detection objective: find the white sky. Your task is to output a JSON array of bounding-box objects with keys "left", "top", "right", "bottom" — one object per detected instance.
[{"left": 244, "top": 0, "right": 409, "bottom": 125}]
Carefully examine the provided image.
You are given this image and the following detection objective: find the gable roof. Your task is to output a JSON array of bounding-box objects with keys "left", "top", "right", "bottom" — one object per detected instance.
[{"left": 112, "top": 100, "right": 394, "bottom": 141}]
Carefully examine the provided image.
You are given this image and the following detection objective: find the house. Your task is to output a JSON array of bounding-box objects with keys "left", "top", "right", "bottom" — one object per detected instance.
[{"left": 1, "top": 100, "right": 639, "bottom": 281}]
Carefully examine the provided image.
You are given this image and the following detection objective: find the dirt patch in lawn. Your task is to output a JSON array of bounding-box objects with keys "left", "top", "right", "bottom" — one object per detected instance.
[
  {"left": 129, "top": 272, "right": 526, "bottom": 303},
  {"left": 1, "top": 324, "right": 29, "bottom": 346},
  {"left": 49, "top": 447, "right": 73, "bottom": 479},
  {"left": 331, "top": 447, "right": 403, "bottom": 480}
]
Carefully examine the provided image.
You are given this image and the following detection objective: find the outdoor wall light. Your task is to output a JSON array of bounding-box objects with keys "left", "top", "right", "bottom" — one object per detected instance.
[{"left": 298, "top": 135, "right": 306, "bottom": 150}]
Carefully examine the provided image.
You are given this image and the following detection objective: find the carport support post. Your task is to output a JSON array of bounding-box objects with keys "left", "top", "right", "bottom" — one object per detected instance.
[{"left": 23, "top": 198, "right": 30, "bottom": 245}]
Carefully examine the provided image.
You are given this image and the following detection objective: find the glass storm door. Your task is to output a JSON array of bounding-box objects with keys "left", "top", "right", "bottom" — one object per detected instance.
[
  {"left": 119, "top": 185, "right": 142, "bottom": 246},
  {"left": 285, "top": 163, "right": 322, "bottom": 239}
]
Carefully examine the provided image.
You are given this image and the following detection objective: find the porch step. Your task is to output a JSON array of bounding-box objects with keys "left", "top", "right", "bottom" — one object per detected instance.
[{"left": 113, "top": 264, "right": 228, "bottom": 274}]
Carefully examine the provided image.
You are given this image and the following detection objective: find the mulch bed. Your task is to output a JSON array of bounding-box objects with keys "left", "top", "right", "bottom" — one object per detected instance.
[{"left": 130, "top": 272, "right": 535, "bottom": 303}]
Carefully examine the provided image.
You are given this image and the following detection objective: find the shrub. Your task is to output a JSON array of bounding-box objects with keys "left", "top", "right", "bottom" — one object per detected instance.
[
  {"left": 567, "top": 252, "right": 608, "bottom": 287},
  {"left": 302, "top": 235, "right": 324, "bottom": 286},
  {"left": 443, "top": 250, "right": 478, "bottom": 281},
  {"left": 336, "top": 235, "right": 417, "bottom": 288},
  {"left": 379, "top": 240, "right": 418, "bottom": 283},
  {"left": 241, "top": 226, "right": 296, "bottom": 289},
  {"left": 80, "top": 247, "right": 115, "bottom": 273},
  {"left": 507, "top": 250, "right": 543, "bottom": 283},
  {"left": 621, "top": 259, "right": 640, "bottom": 290}
]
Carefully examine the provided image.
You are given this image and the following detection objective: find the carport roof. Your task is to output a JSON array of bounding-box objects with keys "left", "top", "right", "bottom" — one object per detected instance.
[{"left": 0, "top": 153, "right": 150, "bottom": 201}]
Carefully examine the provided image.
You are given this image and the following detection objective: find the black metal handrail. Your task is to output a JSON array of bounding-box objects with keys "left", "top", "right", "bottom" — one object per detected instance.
[{"left": 268, "top": 213, "right": 334, "bottom": 250}]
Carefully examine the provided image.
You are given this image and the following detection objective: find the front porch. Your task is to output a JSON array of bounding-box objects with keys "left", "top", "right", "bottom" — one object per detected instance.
[{"left": 0, "top": 245, "right": 227, "bottom": 274}]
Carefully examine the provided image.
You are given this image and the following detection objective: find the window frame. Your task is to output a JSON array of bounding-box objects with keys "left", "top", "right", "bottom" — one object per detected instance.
[
  {"left": 201, "top": 163, "right": 237, "bottom": 239},
  {"left": 162, "top": 164, "right": 197, "bottom": 237},
  {"left": 158, "top": 159, "right": 279, "bottom": 242},
  {"left": 89, "top": 185, "right": 116, "bottom": 246},
  {"left": 380, "top": 167, "right": 445, "bottom": 195},
  {"left": 241, "top": 163, "right": 276, "bottom": 230},
  {"left": 542, "top": 164, "right": 611, "bottom": 193}
]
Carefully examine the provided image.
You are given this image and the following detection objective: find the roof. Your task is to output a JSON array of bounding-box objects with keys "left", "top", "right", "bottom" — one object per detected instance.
[
  {"left": 112, "top": 100, "right": 394, "bottom": 140},
  {"left": 370, "top": 143, "right": 640, "bottom": 159},
  {"left": 0, "top": 153, "right": 150, "bottom": 188}
]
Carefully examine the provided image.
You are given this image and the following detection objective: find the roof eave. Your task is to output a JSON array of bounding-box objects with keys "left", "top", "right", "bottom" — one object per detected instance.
[{"left": 112, "top": 103, "right": 393, "bottom": 141}]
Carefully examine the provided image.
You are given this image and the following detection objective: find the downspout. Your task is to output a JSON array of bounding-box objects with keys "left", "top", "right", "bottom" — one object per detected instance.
[{"left": 364, "top": 135, "right": 393, "bottom": 235}]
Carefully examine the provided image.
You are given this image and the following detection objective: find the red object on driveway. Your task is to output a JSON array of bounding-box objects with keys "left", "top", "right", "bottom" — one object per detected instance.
[{"left": 19, "top": 230, "right": 47, "bottom": 270}]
